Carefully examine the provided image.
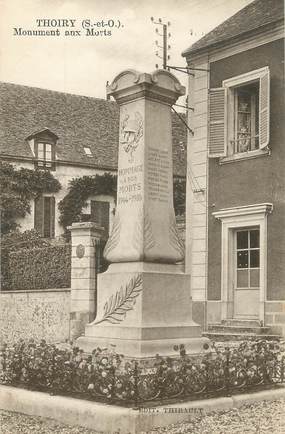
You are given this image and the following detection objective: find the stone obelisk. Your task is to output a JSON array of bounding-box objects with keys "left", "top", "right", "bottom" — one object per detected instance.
[{"left": 77, "top": 69, "right": 208, "bottom": 357}]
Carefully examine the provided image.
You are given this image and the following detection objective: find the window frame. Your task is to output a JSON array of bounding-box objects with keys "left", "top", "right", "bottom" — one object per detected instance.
[
  {"left": 217, "top": 66, "right": 270, "bottom": 162},
  {"left": 235, "top": 228, "right": 260, "bottom": 290},
  {"left": 233, "top": 84, "right": 259, "bottom": 154},
  {"left": 35, "top": 139, "right": 56, "bottom": 170}
]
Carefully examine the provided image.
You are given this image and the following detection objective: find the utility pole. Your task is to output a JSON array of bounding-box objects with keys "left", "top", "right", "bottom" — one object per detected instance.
[
  {"left": 162, "top": 24, "right": 167, "bottom": 69},
  {"left": 150, "top": 17, "right": 171, "bottom": 70}
]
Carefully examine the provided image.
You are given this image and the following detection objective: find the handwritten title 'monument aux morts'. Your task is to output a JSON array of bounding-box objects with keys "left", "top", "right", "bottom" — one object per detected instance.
[{"left": 13, "top": 18, "right": 124, "bottom": 37}]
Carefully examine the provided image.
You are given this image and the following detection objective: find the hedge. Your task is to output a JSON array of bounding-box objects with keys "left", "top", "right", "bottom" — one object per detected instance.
[
  {"left": 8, "top": 244, "right": 71, "bottom": 290},
  {"left": 1, "top": 229, "right": 51, "bottom": 290}
]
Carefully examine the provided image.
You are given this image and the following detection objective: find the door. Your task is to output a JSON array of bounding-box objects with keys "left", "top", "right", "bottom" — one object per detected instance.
[
  {"left": 91, "top": 200, "right": 110, "bottom": 274},
  {"left": 234, "top": 228, "right": 260, "bottom": 318},
  {"left": 91, "top": 200, "right": 110, "bottom": 235},
  {"left": 34, "top": 195, "right": 55, "bottom": 238}
]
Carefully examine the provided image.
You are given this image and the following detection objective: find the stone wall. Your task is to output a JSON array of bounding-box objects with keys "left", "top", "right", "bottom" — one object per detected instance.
[
  {"left": 265, "top": 302, "right": 285, "bottom": 337},
  {"left": 0, "top": 289, "right": 71, "bottom": 344}
]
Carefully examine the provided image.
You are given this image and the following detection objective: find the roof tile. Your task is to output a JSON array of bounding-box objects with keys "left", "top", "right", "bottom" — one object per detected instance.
[
  {"left": 0, "top": 82, "right": 187, "bottom": 176},
  {"left": 183, "top": 0, "right": 284, "bottom": 57}
]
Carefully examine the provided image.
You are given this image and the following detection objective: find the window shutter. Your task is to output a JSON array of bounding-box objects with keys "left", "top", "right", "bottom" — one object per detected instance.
[
  {"left": 91, "top": 201, "right": 110, "bottom": 234},
  {"left": 51, "top": 145, "right": 56, "bottom": 171},
  {"left": 209, "top": 88, "right": 226, "bottom": 158},
  {"left": 50, "top": 197, "right": 55, "bottom": 238},
  {"left": 259, "top": 67, "right": 270, "bottom": 149},
  {"left": 34, "top": 196, "right": 44, "bottom": 236}
]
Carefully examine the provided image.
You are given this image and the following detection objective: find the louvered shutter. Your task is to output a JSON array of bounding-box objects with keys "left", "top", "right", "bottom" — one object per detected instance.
[
  {"left": 34, "top": 196, "right": 44, "bottom": 236},
  {"left": 259, "top": 67, "right": 270, "bottom": 149},
  {"left": 209, "top": 88, "right": 226, "bottom": 158},
  {"left": 91, "top": 201, "right": 110, "bottom": 234},
  {"left": 50, "top": 197, "right": 55, "bottom": 238}
]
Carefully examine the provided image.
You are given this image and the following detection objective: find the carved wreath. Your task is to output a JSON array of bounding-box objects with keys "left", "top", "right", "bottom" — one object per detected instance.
[{"left": 120, "top": 111, "right": 143, "bottom": 163}]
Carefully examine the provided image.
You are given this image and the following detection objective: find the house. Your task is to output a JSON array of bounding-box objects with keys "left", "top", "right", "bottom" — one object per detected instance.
[
  {"left": 182, "top": 0, "right": 285, "bottom": 336},
  {"left": 0, "top": 82, "right": 187, "bottom": 239}
]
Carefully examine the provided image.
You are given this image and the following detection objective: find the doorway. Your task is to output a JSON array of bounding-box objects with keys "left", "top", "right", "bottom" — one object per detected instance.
[{"left": 233, "top": 228, "right": 260, "bottom": 318}]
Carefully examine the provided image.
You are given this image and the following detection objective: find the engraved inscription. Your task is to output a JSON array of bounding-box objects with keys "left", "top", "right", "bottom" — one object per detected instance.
[
  {"left": 147, "top": 147, "right": 170, "bottom": 203},
  {"left": 118, "top": 164, "right": 143, "bottom": 206}
]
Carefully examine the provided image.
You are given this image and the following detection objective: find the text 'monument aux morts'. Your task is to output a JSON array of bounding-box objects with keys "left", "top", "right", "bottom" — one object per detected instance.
[{"left": 13, "top": 18, "right": 124, "bottom": 37}]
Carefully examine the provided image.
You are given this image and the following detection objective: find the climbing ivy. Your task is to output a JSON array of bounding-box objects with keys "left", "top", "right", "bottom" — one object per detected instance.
[
  {"left": 58, "top": 172, "right": 185, "bottom": 234},
  {"left": 58, "top": 172, "right": 117, "bottom": 231},
  {"left": 0, "top": 162, "right": 61, "bottom": 234}
]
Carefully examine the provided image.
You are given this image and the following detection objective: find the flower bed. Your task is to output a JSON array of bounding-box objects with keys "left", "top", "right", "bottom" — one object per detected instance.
[{"left": 0, "top": 340, "right": 284, "bottom": 406}]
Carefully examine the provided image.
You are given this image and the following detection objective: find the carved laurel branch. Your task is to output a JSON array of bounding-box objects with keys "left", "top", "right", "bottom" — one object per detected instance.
[
  {"left": 103, "top": 212, "right": 121, "bottom": 258},
  {"left": 169, "top": 215, "right": 185, "bottom": 257},
  {"left": 93, "top": 274, "right": 143, "bottom": 325}
]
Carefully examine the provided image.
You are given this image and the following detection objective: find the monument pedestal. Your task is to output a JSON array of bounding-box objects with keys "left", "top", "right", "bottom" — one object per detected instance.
[
  {"left": 76, "top": 263, "right": 209, "bottom": 357},
  {"left": 76, "top": 69, "right": 210, "bottom": 358}
]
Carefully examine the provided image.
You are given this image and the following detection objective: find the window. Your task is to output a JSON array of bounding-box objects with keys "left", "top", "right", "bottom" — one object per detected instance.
[
  {"left": 34, "top": 196, "right": 55, "bottom": 238},
  {"left": 236, "top": 229, "right": 260, "bottom": 289},
  {"left": 209, "top": 67, "right": 270, "bottom": 159},
  {"left": 37, "top": 142, "right": 54, "bottom": 168},
  {"left": 84, "top": 147, "right": 92, "bottom": 156},
  {"left": 26, "top": 129, "right": 57, "bottom": 170},
  {"left": 91, "top": 200, "right": 110, "bottom": 234},
  {"left": 233, "top": 83, "right": 259, "bottom": 154}
]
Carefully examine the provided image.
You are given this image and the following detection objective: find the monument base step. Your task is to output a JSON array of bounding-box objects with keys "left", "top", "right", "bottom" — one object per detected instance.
[
  {"left": 221, "top": 319, "right": 262, "bottom": 327},
  {"left": 204, "top": 318, "right": 281, "bottom": 341},
  {"left": 203, "top": 331, "right": 280, "bottom": 342},
  {"left": 76, "top": 335, "right": 210, "bottom": 358},
  {"left": 207, "top": 324, "right": 271, "bottom": 335}
]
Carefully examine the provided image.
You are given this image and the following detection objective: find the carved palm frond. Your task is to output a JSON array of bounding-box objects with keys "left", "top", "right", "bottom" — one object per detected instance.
[
  {"left": 132, "top": 209, "right": 143, "bottom": 253},
  {"left": 169, "top": 214, "right": 184, "bottom": 257},
  {"left": 132, "top": 209, "right": 155, "bottom": 254},
  {"left": 144, "top": 211, "right": 155, "bottom": 251},
  {"left": 94, "top": 274, "right": 143, "bottom": 325},
  {"left": 103, "top": 212, "right": 121, "bottom": 257}
]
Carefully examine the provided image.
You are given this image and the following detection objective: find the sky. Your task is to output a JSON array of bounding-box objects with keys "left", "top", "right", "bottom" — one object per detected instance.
[{"left": 0, "top": 0, "right": 253, "bottom": 101}]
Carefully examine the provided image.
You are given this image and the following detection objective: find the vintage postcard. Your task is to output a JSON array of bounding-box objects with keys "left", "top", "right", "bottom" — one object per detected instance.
[{"left": 0, "top": 0, "right": 284, "bottom": 433}]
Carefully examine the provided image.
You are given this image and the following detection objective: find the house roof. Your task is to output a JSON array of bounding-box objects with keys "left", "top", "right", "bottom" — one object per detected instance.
[
  {"left": 182, "top": 0, "right": 284, "bottom": 57},
  {"left": 0, "top": 82, "right": 187, "bottom": 177}
]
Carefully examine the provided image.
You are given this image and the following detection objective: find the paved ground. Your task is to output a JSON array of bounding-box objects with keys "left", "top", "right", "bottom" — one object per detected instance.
[{"left": 0, "top": 399, "right": 284, "bottom": 433}]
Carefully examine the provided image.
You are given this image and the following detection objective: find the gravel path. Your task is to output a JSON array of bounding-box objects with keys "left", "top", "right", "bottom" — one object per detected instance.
[
  {"left": 147, "top": 399, "right": 285, "bottom": 434},
  {"left": 0, "top": 410, "right": 103, "bottom": 434},
  {"left": 0, "top": 399, "right": 284, "bottom": 434}
]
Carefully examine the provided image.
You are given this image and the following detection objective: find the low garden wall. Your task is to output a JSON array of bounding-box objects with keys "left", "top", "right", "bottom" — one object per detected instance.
[{"left": 0, "top": 289, "right": 71, "bottom": 344}]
